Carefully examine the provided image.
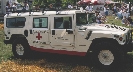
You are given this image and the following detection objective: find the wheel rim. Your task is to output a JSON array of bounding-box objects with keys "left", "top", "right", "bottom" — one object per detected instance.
[
  {"left": 98, "top": 50, "right": 114, "bottom": 65},
  {"left": 16, "top": 44, "right": 24, "bottom": 56}
]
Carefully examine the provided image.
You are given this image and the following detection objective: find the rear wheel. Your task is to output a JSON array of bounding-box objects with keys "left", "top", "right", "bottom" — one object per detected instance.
[
  {"left": 92, "top": 42, "right": 124, "bottom": 69},
  {"left": 12, "top": 38, "right": 32, "bottom": 59}
]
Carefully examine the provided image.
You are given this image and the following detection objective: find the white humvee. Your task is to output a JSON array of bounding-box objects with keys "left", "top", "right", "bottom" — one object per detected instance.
[{"left": 4, "top": 9, "right": 133, "bottom": 68}]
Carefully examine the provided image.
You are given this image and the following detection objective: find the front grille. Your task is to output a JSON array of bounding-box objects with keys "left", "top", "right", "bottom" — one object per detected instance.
[
  {"left": 126, "top": 31, "right": 131, "bottom": 44},
  {"left": 126, "top": 35, "right": 127, "bottom": 42}
]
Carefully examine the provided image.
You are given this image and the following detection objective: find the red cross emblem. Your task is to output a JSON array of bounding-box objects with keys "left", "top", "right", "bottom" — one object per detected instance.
[{"left": 36, "top": 33, "right": 42, "bottom": 40}]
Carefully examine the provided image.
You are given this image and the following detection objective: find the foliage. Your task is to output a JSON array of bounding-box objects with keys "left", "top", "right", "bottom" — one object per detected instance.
[
  {"left": 17, "top": 0, "right": 23, "bottom": 3},
  {"left": 32, "top": 0, "right": 39, "bottom": 6},
  {"left": 0, "top": 30, "right": 12, "bottom": 63},
  {"left": 32, "top": 0, "right": 77, "bottom": 7}
]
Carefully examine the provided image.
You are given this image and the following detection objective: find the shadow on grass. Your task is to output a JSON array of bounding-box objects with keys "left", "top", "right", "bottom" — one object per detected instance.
[
  {"left": 8, "top": 51, "right": 133, "bottom": 72},
  {"left": 8, "top": 52, "right": 92, "bottom": 72}
]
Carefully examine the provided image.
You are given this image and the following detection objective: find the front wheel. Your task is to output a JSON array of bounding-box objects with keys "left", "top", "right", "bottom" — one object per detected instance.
[
  {"left": 92, "top": 42, "right": 124, "bottom": 70},
  {"left": 12, "top": 38, "right": 31, "bottom": 59},
  {"left": 98, "top": 50, "right": 114, "bottom": 66}
]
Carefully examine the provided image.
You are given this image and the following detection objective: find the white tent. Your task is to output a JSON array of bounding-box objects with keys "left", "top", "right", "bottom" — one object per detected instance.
[
  {"left": 91, "top": 0, "right": 113, "bottom": 4},
  {"left": 105, "top": 1, "right": 119, "bottom": 4}
]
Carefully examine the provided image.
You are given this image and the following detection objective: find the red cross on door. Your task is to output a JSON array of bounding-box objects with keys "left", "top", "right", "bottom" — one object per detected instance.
[{"left": 36, "top": 33, "right": 42, "bottom": 40}]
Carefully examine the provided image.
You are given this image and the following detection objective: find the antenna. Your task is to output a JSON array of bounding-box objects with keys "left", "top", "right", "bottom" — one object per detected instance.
[
  {"left": 55, "top": 1, "right": 62, "bottom": 14},
  {"left": 29, "top": 9, "right": 31, "bottom": 16},
  {"left": 42, "top": 8, "right": 44, "bottom": 13},
  {"left": 28, "top": 0, "right": 32, "bottom": 16},
  {"left": 17, "top": 13, "right": 19, "bottom": 16}
]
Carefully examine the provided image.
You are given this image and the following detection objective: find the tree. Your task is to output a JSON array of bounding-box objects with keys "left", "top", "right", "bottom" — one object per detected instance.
[
  {"left": 40, "top": 0, "right": 45, "bottom": 8},
  {"left": 17, "top": 0, "right": 24, "bottom": 3},
  {"left": 32, "top": 0, "right": 39, "bottom": 6},
  {"left": 32, "top": 0, "right": 76, "bottom": 7}
]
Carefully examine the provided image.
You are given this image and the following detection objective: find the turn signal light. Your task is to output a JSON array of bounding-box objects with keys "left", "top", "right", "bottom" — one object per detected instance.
[{"left": 119, "top": 37, "right": 123, "bottom": 41}]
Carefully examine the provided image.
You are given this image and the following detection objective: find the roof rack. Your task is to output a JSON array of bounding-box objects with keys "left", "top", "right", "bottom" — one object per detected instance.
[
  {"left": 5, "top": 5, "right": 95, "bottom": 16},
  {"left": 6, "top": 7, "right": 76, "bottom": 13},
  {"left": 6, "top": 7, "right": 40, "bottom": 12}
]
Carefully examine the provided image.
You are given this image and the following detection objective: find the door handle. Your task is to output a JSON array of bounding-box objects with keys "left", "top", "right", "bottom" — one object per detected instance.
[
  {"left": 66, "top": 30, "right": 73, "bottom": 34},
  {"left": 52, "top": 30, "right": 55, "bottom": 35},
  {"left": 30, "top": 29, "right": 32, "bottom": 34}
]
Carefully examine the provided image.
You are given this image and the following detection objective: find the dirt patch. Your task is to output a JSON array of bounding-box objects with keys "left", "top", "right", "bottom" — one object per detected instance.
[
  {"left": 0, "top": 59, "right": 91, "bottom": 72},
  {"left": 0, "top": 24, "right": 4, "bottom": 30}
]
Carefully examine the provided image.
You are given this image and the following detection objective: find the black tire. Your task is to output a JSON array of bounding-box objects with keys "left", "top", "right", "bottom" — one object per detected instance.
[
  {"left": 12, "top": 38, "right": 32, "bottom": 59},
  {"left": 91, "top": 42, "right": 124, "bottom": 70}
]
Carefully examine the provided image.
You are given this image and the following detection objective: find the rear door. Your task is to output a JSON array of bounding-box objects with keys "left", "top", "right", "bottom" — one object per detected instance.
[{"left": 30, "top": 16, "right": 50, "bottom": 48}]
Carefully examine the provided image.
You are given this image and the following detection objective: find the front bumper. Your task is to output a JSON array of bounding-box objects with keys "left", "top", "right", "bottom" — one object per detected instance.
[
  {"left": 124, "top": 30, "right": 133, "bottom": 52},
  {"left": 121, "top": 39, "right": 133, "bottom": 52}
]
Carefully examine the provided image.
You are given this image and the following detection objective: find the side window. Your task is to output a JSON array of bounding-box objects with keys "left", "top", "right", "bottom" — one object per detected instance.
[
  {"left": 54, "top": 17, "right": 72, "bottom": 29},
  {"left": 6, "top": 17, "right": 26, "bottom": 28},
  {"left": 16, "top": 18, "right": 25, "bottom": 27},
  {"left": 76, "top": 13, "right": 87, "bottom": 26},
  {"left": 33, "top": 17, "right": 48, "bottom": 28}
]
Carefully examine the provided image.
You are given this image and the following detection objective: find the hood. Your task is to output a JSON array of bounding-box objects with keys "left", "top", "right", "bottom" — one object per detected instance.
[{"left": 79, "top": 24, "right": 129, "bottom": 33}]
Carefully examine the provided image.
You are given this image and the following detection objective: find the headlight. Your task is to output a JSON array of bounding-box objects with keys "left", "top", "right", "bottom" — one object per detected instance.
[{"left": 114, "top": 35, "right": 119, "bottom": 38}]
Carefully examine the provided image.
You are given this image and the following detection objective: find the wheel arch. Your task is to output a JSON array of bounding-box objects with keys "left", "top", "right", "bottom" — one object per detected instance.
[
  {"left": 87, "top": 37, "right": 119, "bottom": 52},
  {"left": 10, "top": 34, "right": 26, "bottom": 44}
]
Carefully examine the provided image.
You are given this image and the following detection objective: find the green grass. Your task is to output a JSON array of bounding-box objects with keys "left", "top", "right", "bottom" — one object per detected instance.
[
  {"left": 106, "top": 16, "right": 122, "bottom": 26},
  {"left": 0, "top": 30, "right": 12, "bottom": 63},
  {"left": 0, "top": 16, "right": 133, "bottom": 71},
  {"left": 106, "top": 16, "right": 133, "bottom": 27}
]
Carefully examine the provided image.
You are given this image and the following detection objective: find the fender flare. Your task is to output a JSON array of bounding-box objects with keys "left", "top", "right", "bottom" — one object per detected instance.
[
  {"left": 87, "top": 38, "right": 119, "bottom": 52},
  {"left": 10, "top": 34, "right": 26, "bottom": 44}
]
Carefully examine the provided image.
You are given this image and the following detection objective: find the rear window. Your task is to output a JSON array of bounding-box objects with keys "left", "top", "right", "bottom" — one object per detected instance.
[{"left": 6, "top": 17, "right": 26, "bottom": 28}]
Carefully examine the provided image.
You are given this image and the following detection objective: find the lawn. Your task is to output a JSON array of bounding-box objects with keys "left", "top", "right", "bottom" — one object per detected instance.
[
  {"left": 106, "top": 15, "right": 133, "bottom": 28},
  {"left": 106, "top": 16, "right": 122, "bottom": 26},
  {"left": 0, "top": 16, "right": 133, "bottom": 72}
]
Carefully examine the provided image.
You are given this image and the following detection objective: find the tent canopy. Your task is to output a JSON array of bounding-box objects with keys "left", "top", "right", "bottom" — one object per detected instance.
[
  {"left": 105, "top": 1, "right": 119, "bottom": 4},
  {"left": 78, "top": 0, "right": 105, "bottom": 5}
]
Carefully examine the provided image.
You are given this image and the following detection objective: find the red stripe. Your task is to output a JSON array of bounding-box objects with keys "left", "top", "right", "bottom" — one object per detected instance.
[{"left": 30, "top": 46, "right": 86, "bottom": 56}]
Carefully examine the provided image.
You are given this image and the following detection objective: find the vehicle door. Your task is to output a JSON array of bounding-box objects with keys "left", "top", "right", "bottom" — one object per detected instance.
[
  {"left": 50, "top": 15, "right": 75, "bottom": 48},
  {"left": 30, "top": 16, "right": 50, "bottom": 48}
]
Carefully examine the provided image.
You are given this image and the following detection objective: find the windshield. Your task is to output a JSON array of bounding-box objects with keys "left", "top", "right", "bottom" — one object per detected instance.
[
  {"left": 88, "top": 13, "right": 96, "bottom": 24},
  {"left": 76, "top": 13, "right": 87, "bottom": 26},
  {"left": 76, "top": 13, "right": 96, "bottom": 26}
]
